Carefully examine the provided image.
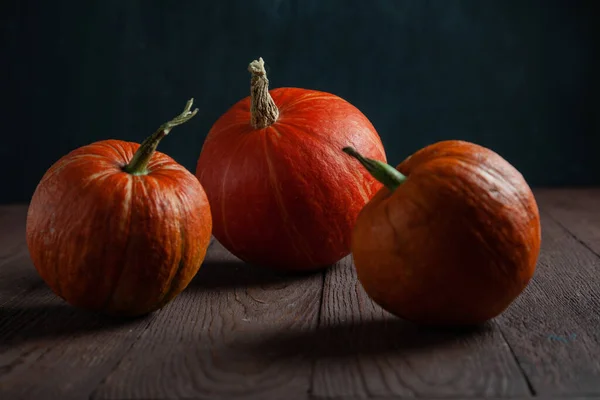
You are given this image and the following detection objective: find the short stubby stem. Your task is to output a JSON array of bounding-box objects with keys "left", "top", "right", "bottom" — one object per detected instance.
[
  {"left": 248, "top": 57, "right": 279, "bottom": 129},
  {"left": 123, "top": 98, "right": 199, "bottom": 175},
  {"left": 342, "top": 147, "right": 407, "bottom": 192}
]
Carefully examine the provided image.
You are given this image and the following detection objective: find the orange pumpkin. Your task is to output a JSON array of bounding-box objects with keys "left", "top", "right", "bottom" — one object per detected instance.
[
  {"left": 26, "top": 100, "right": 212, "bottom": 316},
  {"left": 195, "top": 58, "right": 386, "bottom": 271},
  {"left": 343, "top": 140, "right": 541, "bottom": 325}
]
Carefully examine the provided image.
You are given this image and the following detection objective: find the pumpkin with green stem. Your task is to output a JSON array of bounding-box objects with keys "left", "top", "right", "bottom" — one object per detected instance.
[
  {"left": 343, "top": 140, "right": 541, "bottom": 325},
  {"left": 26, "top": 99, "right": 212, "bottom": 316}
]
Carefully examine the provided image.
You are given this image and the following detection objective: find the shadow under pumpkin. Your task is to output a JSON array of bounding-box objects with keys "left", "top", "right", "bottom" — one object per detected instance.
[{"left": 1, "top": 254, "right": 489, "bottom": 362}]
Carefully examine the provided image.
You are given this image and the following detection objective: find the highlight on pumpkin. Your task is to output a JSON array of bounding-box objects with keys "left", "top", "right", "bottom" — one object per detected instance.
[{"left": 342, "top": 146, "right": 406, "bottom": 192}]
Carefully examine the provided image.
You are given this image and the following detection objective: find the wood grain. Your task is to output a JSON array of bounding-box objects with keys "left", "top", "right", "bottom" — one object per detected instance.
[
  {"left": 496, "top": 211, "right": 600, "bottom": 396},
  {"left": 310, "top": 256, "right": 530, "bottom": 398},
  {"left": 535, "top": 188, "right": 600, "bottom": 256},
  {"left": 0, "top": 290, "right": 155, "bottom": 400},
  {"left": 0, "top": 205, "right": 38, "bottom": 306},
  {"left": 2, "top": 190, "right": 600, "bottom": 400},
  {"left": 314, "top": 397, "right": 599, "bottom": 400},
  {"left": 92, "top": 239, "right": 324, "bottom": 400},
  {"left": 0, "top": 207, "right": 155, "bottom": 400}
]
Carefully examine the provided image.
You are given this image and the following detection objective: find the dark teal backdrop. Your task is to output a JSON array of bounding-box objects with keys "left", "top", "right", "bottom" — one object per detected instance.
[{"left": 1, "top": 0, "right": 598, "bottom": 204}]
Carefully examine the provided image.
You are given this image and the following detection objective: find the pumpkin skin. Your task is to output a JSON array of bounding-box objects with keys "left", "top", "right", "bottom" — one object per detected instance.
[
  {"left": 195, "top": 58, "right": 386, "bottom": 271},
  {"left": 348, "top": 140, "right": 541, "bottom": 326},
  {"left": 26, "top": 101, "right": 212, "bottom": 317}
]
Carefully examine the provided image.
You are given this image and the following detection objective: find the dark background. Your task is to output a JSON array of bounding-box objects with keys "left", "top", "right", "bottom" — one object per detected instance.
[{"left": 1, "top": 0, "right": 598, "bottom": 204}]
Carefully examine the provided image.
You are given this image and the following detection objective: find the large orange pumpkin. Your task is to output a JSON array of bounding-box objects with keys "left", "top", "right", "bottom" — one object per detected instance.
[
  {"left": 26, "top": 99, "right": 212, "bottom": 317},
  {"left": 343, "top": 140, "right": 541, "bottom": 325},
  {"left": 195, "top": 58, "right": 386, "bottom": 270}
]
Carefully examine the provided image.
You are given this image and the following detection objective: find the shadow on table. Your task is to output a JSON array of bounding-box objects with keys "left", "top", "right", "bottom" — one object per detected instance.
[
  {"left": 246, "top": 318, "right": 492, "bottom": 359},
  {"left": 189, "top": 259, "right": 322, "bottom": 291},
  {"left": 1, "top": 261, "right": 318, "bottom": 346},
  {"left": 0, "top": 302, "right": 148, "bottom": 347},
  {"left": 1, "top": 244, "right": 321, "bottom": 346},
  {"left": 187, "top": 237, "right": 323, "bottom": 290}
]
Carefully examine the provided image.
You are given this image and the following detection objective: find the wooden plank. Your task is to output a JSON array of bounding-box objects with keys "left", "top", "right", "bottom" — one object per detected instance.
[
  {"left": 311, "top": 256, "right": 530, "bottom": 398},
  {"left": 0, "top": 206, "right": 188, "bottom": 400},
  {"left": 317, "top": 397, "right": 600, "bottom": 400},
  {"left": 0, "top": 287, "right": 155, "bottom": 400},
  {"left": 535, "top": 188, "right": 600, "bottom": 255},
  {"left": 92, "top": 239, "right": 323, "bottom": 400},
  {"left": 0, "top": 205, "right": 28, "bottom": 250},
  {"left": 496, "top": 210, "right": 600, "bottom": 396},
  {"left": 0, "top": 231, "right": 160, "bottom": 400},
  {"left": 0, "top": 205, "right": 41, "bottom": 306}
]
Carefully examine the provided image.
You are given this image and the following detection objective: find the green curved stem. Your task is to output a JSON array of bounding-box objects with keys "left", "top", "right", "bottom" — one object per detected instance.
[
  {"left": 342, "top": 147, "right": 407, "bottom": 192},
  {"left": 123, "top": 98, "right": 198, "bottom": 175}
]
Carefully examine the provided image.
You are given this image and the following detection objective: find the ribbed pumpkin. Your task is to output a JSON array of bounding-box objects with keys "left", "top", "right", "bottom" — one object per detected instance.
[
  {"left": 196, "top": 58, "right": 386, "bottom": 270},
  {"left": 344, "top": 140, "right": 541, "bottom": 326},
  {"left": 26, "top": 100, "right": 212, "bottom": 316}
]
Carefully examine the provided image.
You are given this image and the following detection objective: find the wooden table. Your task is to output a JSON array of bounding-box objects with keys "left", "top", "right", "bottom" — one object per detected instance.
[{"left": 1, "top": 188, "right": 599, "bottom": 400}]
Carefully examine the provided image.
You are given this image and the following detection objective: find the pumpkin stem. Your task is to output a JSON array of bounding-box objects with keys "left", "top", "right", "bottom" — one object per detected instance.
[
  {"left": 342, "top": 147, "right": 407, "bottom": 192},
  {"left": 248, "top": 57, "right": 279, "bottom": 129},
  {"left": 123, "top": 98, "right": 199, "bottom": 175}
]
